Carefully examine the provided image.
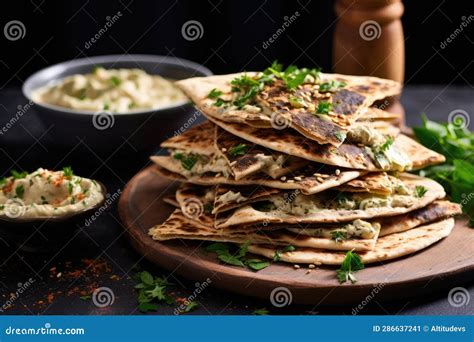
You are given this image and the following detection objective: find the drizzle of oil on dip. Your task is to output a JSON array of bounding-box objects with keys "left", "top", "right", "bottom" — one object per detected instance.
[{"left": 32, "top": 67, "right": 188, "bottom": 113}]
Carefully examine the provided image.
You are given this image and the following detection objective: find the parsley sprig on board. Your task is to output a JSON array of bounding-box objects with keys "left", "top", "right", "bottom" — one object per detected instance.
[
  {"left": 205, "top": 242, "right": 270, "bottom": 271},
  {"left": 413, "top": 114, "right": 474, "bottom": 226},
  {"left": 336, "top": 250, "right": 365, "bottom": 284}
]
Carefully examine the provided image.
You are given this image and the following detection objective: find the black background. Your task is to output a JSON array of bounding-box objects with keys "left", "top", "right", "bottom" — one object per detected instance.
[{"left": 0, "top": 0, "right": 472, "bottom": 87}]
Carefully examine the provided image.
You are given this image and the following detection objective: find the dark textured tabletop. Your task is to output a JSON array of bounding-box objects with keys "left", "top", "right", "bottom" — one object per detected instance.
[{"left": 0, "top": 85, "right": 472, "bottom": 315}]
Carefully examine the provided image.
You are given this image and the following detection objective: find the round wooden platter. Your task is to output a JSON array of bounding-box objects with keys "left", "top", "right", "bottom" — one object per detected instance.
[{"left": 118, "top": 166, "right": 474, "bottom": 305}]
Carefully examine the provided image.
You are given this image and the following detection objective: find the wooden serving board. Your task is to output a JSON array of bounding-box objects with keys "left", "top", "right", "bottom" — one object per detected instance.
[{"left": 118, "top": 166, "right": 474, "bottom": 305}]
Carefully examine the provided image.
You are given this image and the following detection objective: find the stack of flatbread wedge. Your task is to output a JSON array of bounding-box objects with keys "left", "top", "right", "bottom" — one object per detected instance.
[{"left": 148, "top": 64, "right": 461, "bottom": 269}]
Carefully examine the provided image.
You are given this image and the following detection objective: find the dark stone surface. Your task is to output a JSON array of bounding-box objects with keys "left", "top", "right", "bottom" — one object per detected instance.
[{"left": 0, "top": 86, "right": 472, "bottom": 315}]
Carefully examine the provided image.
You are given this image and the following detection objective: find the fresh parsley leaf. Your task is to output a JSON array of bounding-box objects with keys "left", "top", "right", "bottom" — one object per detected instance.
[
  {"left": 62, "top": 166, "right": 73, "bottom": 178},
  {"left": 330, "top": 230, "right": 347, "bottom": 243},
  {"left": 11, "top": 170, "right": 28, "bottom": 179},
  {"left": 67, "top": 182, "right": 74, "bottom": 195},
  {"left": 252, "top": 308, "right": 270, "bottom": 315},
  {"left": 208, "top": 88, "right": 223, "bottom": 99},
  {"left": 135, "top": 271, "right": 174, "bottom": 312},
  {"left": 173, "top": 153, "right": 199, "bottom": 171},
  {"left": 318, "top": 80, "right": 347, "bottom": 92},
  {"left": 110, "top": 76, "right": 122, "bottom": 87},
  {"left": 415, "top": 185, "right": 428, "bottom": 198},
  {"left": 205, "top": 242, "right": 270, "bottom": 271},
  {"left": 231, "top": 74, "right": 266, "bottom": 108},
  {"left": 379, "top": 137, "right": 394, "bottom": 153},
  {"left": 228, "top": 144, "right": 248, "bottom": 157},
  {"left": 336, "top": 250, "right": 364, "bottom": 284},
  {"left": 273, "top": 245, "right": 296, "bottom": 262},
  {"left": 80, "top": 295, "right": 92, "bottom": 300},
  {"left": 316, "top": 101, "right": 332, "bottom": 114},
  {"left": 334, "top": 131, "right": 347, "bottom": 142},
  {"left": 15, "top": 185, "right": 24, "bottom": 198},
  {"left": 413, "top": 114, "right": 474, "bottom": 226}
]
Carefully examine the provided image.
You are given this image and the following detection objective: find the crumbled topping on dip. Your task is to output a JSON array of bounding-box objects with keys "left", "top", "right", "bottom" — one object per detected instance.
[
  {"left": 0, "top": 168, "right": 104, "bottom": 219},
  {"left": 32, "top": 67, "right": 188, "bottom": 113}
]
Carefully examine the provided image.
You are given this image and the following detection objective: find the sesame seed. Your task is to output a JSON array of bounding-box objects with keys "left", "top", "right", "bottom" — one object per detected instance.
[
  {"left": 221, "top": 148, "right": 227, "bottom": 152},
  {"left": 317, "top": 177, "right": 324, "bottom": 182},
  {"left": 280, "top": 176, "right": 286, "bottom": 181},
  {"left": 308, "top": 264, "right": 316, "bottom": 269},
  {"left": 294, "top": 176, "right": 302, "bottom": 181},
  {"left": 294, "top": 264, "right": 300, "bottom": 269},
  {"left": 335, "top": 169, "right": 341, "bottom": 176},
  {"left": 287, "top": 180, "right": 295, "bottom": 183}
]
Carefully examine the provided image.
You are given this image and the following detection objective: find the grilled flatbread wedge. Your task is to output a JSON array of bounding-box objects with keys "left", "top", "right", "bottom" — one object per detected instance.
[
  {"left": 247, "top": 218, "right": 455, "bottom": 265},
  {"left": 151, "top": 157, "right": 363, "bottom": 195},
  {"left": 215, "top": 174, "right": 446, "bottom": 228},
  {"left": 206, "top": 116, "right": 444, "bottom": 171},
  {"left": 176, "top": 69, "right": 401, "bottom": 147},
  {"left": 148, "top": 209, "right": 381, "bottom": 251}
]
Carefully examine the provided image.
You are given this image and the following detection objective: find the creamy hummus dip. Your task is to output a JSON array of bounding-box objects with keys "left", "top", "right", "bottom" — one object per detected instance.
[
  {"left": 32, "top": 67, "right": 188, "bottom": 113},
  {"left": 0, "top": 168, "right": 104, "bottom": 219}
]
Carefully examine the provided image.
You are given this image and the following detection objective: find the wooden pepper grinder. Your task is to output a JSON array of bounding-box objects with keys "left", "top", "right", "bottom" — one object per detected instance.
[{"left": 333, "top": 0, "right": 405, "bottom": 123}]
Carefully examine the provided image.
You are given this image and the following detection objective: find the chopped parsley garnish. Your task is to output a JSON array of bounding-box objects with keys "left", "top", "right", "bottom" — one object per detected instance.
[
  {"left": 92, "top": 65, "right": 102, "bottom": 74},
  {"left": 128, "top": 102, "right": 136, "bottom": 109},
  {"left": 289, "top": 96, "right": 306, "bottom": 108},
  {"left": 336, "top": 250, "right": 364, "bottom": 284},
  {"left": 379, "top": 137, "right": 394, "bottom": 153},
  {"left": 316, "top": 101, "right": 332, "bottom": 114},
  {"left": 207, "top": 88, "right": 223, "bottom": 99},
  {"left": 67, "top": 182, "right": 74, "bottom": 195},
  {"left": 228, "top": 144, "right": 248, "bottom": 157},
  {"left": 103, "top": 103, "right": 110, "bottom": 110},
  {"left": 0, "top": 177, "right": 6, "bottom": 187},
  {"left": 62, "top": 166, "right": 73, "bottom": 178},
  {"left": 109, "top": 76, "right": 122, "bottom": 87},
  {"left": 264, "top": 61, "right": 320, "bottom": 89},
  {"left": 135, "top": 271, "right": 174, "bottom": 313},
  {"left": 205, "top": 242, "right": 270, "bottom": 271},
  {"left": 273, "top": 245, "right": 296, "bottom": 262},
  {"left": 11, "top": 170, "right": 28, "bottom": 179},
  {"left": 173, "top": 153, "right": 199, "bottom": 171},
  {"left": 15, "top": 185, "right": 24, "bottom": 198},
  {"left": 331, "top": 230, "right": 347, "bottom": 243},
  {"left": 318, "top": 80, "right": 347, "bottom": 93},
  {"left": 41, "top": 195, "right": 49, "bottom": 204},
  {"left": 230, "top": 74, "right": 267, "bottom": 108},
  {"left": 415, "top": 185, "right": 428, "bottom": 198},
  {"left": 78, "top": 88, "right": 87, "bottom": 100}
]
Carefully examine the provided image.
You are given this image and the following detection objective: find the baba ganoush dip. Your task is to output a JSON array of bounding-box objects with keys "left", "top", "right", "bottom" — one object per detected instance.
[
  {"left": 32, "top": 67, "right": 188, "bottom": 113},
  {"left": 0, "top": 168, "right": 104, "bottom": 220}
]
